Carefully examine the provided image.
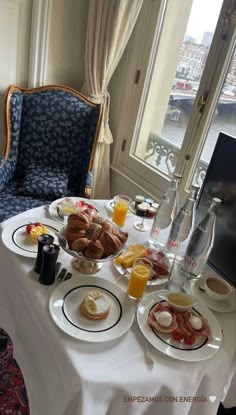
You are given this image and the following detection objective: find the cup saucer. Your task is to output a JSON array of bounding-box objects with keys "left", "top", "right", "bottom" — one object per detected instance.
[{"left": 191, "top": 278, "right": 236, "bottom": 313}]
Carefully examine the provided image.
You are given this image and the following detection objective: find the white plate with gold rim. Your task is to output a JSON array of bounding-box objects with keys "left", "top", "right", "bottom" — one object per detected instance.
[
  {"left": 49, "top": 276, "right": 135, "bottom": 342},
  {"left": 49, "top": 197, "right": 107, "bottom": 223},
  {"left": 137, "top": 290, "right": 222, "bottom": 361},
  {"left": 1, "top": 217, "right": 62, "bottom": 258}
]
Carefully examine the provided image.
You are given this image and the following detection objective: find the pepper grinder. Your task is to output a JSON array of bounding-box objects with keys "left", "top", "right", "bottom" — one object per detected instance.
[
  {"left": 39, "top": 244, "right": 60, "bottom": 285},
  {"left": 34, "top": 234, "right": 54, "bottom": 273}
]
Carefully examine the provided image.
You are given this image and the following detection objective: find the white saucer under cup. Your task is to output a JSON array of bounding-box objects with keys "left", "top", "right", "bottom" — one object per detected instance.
[{"left": 191, "top": 278, "right": 236, "bottom": 313}]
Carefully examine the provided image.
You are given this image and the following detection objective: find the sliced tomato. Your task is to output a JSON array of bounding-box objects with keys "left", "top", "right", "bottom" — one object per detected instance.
[
  {"left": 172, "top": 328, "right": 184, "bottom": 341},
  {"left": 184, "top": 334, "right": 196, "bottom": 345}
]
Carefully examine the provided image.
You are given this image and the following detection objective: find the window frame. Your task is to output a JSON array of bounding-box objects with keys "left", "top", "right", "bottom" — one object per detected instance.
[{"left": 111, "top": 0, "right": 236, "bottom": 202}]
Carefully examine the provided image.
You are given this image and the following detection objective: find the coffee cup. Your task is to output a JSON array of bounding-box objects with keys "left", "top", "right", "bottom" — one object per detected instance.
[{"left": 204, "top": 276, "right": 233, "bottom": 302}]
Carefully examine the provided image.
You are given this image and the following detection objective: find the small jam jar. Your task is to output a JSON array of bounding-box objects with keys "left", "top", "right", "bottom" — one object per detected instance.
[
  {"left": 144, "top": 198, "right": 154, "bottom": 205},
  {"left": 147, "top": 206, "right": 157, "bottom": 218},
  {"left": 136, "top": 202, "right": 149, "bottom": 216},
  {"left": 134, "top": 195, "right": 145, "bottom": 209},
  {"left": 151, "top": 202, "right": 159, "bottom": 210}
]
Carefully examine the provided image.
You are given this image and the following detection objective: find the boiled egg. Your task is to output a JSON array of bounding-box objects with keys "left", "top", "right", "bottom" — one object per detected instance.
[
  {"left": 154, "top": 310, "right": 173, "bottom": 327},
  {"left": 189, "top": 314, "right": 203, "bottom": 330}
]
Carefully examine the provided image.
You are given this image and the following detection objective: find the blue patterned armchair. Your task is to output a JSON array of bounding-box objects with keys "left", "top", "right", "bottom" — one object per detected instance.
[{"left": 0, "top": 85, "right": 102, "bottom": 222}]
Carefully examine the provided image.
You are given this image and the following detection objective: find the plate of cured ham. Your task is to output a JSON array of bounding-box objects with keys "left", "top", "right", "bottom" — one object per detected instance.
[
  {"left": 137, "top": 290, "right": 222, "bottom": 361},
  {"left": 114, "top": 245, "right": 172, "bottom": 286}
]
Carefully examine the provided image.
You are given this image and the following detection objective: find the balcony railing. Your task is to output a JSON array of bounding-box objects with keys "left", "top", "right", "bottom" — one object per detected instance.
[{"left": 145, "top": 132, "right": 208, "bottom": 186}]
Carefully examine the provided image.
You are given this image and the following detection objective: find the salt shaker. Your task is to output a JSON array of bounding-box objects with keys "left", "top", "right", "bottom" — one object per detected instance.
[
  {"left": 34, "top": 234, "right": 54, "bottom": 273},
  {"left": 39, "top": 244, "right": 60, "bottom": 285}
]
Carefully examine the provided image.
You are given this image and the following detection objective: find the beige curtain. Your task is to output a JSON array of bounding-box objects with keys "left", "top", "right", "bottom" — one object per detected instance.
[{"left": 82, "top": 0, "right": 143, "bottom": 198}]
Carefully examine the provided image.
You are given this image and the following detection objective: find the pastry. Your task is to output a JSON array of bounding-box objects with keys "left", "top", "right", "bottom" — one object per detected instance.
[
  {"left": 65, "top": 213, "right": 128, "bottom": 258},
  {"left": 66, "top": 230, "right": 86, "bottom": 247},
  {"left": 71, "top": 237, "right": 90, "bottom": 252},
  {"left": 98, "top": 221, "right": 116, "bottom": 241},
  {"left": 86, "top": 223, "right": 103, "bottom": 241},
  {"left": 67, "top": 213, "right": 90, "bottom": 231},
  {"left": 84, "top": 240, "right": 104, "bottom": 259},
  {"left": 80, "top": 290, "right": 110, "bottom": 320},
  {"left": 99, "top": 232, "right": 123, "bottom": 257}
]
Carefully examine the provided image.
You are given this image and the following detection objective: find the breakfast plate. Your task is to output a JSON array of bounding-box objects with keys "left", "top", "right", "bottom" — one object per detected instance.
[
  {"left": 137, "top": 290, "right": 222, "bottom": 361},
  {"left": 113, "top": 261, "right": 169, "bottom": 286},
  {"left": 1, "top": 217, "right": 62, "bottom": 258},
  {"left": 191, "top": 278, "right": 236, "bottom": 313},
  {"left": 49, "top": 197, "right": 107, "bottom": 223},
  {"left": 49, "top": 276, "right": 135, "bottom": 342},
  {"left": 113, "top": 245, "right": 172, "bottom": 286}
]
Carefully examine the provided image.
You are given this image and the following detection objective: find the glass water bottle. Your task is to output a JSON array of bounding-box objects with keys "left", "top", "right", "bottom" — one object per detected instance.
[
  {"left": 148, "top": 173, "right": 182, "bottom": 248},
  {"left": 165, "top": 184, "right": 200, "bottom": 259},
  {"left": 181, "top": 197, "right": 222, "bottom": 279}
]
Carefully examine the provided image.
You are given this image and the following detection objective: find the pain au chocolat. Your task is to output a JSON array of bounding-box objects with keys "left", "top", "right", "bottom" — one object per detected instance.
[{"left": 65, "top": 213, "right": 128, "bottom": 259}]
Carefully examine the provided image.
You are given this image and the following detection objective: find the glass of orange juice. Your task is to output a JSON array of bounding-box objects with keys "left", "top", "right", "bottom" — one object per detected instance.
[
  {"left": 112, "top": 195, "right": 131, "bottom": 227},
  {"left": 127, "top": 258, "right": 153, "bottom": 300}
]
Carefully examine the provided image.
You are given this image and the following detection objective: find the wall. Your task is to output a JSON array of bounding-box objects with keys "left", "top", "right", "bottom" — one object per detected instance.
[
  {"left": 0, "top": 0, "right": 32, "bottom": 153},
  {"left": 44, "top": 0, "right": 88, "bottom": 90}
]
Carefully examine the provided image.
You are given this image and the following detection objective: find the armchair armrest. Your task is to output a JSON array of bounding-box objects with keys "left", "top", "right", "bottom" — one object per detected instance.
[{"left": 84, "top": 171, "right": 93, "bottom": 199}]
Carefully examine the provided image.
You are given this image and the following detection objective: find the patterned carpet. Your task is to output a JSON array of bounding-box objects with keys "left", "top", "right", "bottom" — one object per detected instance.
[{"left": 0, "top": 331, "right": 29, "bottom": 415}]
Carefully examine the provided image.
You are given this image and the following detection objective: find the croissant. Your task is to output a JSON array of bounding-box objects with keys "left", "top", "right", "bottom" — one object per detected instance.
[
  {"left": 100, "top": 232, "right": 123, "bottom": 257},
  {"left": 71, "top": 237, "right": 90, "bottom": 252},
  {"left": 65, "top": 213, "right": 128, "bottom": 259},
  {"left": 84, "top": 240, "right": 104, "bottom": 259},
  {"left": 67, "top": 213, "right": 90, "bottom": 231}
]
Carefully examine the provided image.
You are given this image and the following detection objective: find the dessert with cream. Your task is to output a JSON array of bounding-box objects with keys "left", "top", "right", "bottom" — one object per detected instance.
[
  {"left": 58, "top": 198, "right": 98, "bottom": 218},
  {"left": 80, "top": 290, "right": 110, "bottom": 320}
]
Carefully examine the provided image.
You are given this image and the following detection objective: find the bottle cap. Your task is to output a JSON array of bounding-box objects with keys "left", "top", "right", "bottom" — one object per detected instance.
[
  {"left": 212, "top": 197, "right": 222, "bottom": 204},
  {"left": 191, "top": 184, "right": 200, "bottom": 190}
]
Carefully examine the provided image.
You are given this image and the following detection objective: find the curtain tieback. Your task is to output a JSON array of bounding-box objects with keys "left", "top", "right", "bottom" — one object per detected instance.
[{"left": 84, "top": 90, "right": 113, "bottom": 144}]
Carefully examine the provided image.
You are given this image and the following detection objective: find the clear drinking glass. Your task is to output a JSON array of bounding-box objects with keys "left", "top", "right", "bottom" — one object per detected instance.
[
  {"left": 112, "top": 195, "right": 131, "bottom": 227},
  {"left": 127, "top": 258, "right": 153, "bottom": 300}
]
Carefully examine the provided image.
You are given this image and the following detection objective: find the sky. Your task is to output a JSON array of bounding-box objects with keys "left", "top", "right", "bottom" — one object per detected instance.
[{"left": 186, "top": 0, "right": 223, "bottom": 43}]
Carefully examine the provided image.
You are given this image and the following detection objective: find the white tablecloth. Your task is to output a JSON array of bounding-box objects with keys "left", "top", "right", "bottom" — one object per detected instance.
[{"left": 0, "top": 202, "right": 235, "bottom": 415}]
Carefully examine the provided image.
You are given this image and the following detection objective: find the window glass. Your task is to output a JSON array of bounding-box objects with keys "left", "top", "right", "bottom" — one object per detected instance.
[{"left": 134, "top": 0, "right": 223, "bottom": 178}]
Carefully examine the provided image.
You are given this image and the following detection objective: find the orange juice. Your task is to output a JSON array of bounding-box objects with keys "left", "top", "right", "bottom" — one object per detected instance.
[
  {"left": 127, "top": 260, "right": 152, "bottom": 299},
  {"left": 112, "top": 196, "right": 130, "bottom": 227}
]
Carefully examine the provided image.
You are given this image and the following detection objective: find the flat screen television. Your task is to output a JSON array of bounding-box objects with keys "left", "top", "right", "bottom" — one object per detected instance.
[{"left": 196, "top": 131, "right": 236, "bottom": 288}]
